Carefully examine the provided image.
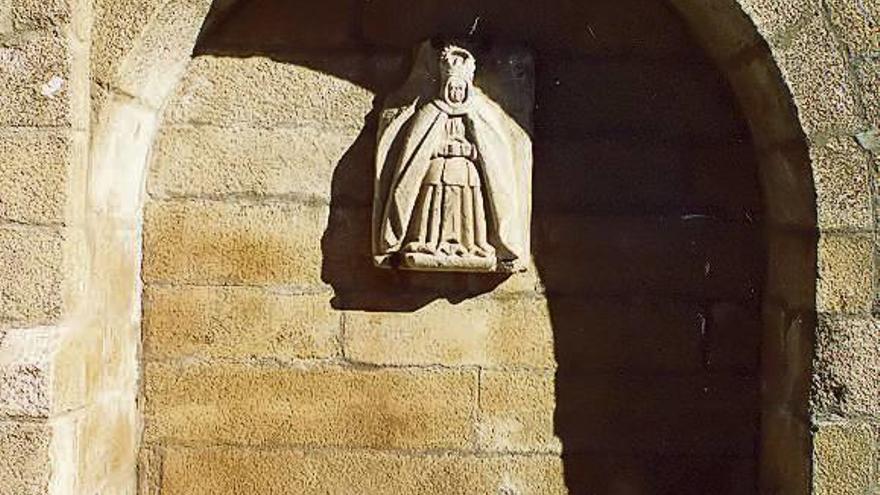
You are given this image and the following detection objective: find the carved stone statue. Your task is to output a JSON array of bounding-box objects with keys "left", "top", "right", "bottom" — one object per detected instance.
[{"left": 373, "top": 42, "right": 533, "bottom": 273}]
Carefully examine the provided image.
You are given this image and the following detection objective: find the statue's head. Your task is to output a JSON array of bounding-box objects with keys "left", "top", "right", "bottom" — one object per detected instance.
[{"left": 440, "top": 45, "right": 476, "bottom": 107}]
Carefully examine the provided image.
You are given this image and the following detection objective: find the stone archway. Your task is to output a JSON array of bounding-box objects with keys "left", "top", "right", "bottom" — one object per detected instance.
[{"left": 46, "top": 0, "right": 875, "bottom": 493}]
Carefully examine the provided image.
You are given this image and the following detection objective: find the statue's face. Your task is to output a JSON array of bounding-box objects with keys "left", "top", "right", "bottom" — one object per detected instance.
[{"left": 444, "top": 77, "right": 469, "bottom": 105}]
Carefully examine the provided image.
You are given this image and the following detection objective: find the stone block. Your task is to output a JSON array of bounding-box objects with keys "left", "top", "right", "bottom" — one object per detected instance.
[
  {"left": 553, "top": 373, "right": 759, "bottom": 455},
  {"left": 160, "top": 447, "right": 565, "bottom": 495},
  {"left": 0, "top": 420, "right": 50, "bottom": 495},
  {"left": 758, "top": 144, "right": 816, "bottom": 228},
  {"left": 826, "top": 0, "right": 880, "bottom": 54},
  {"left": 0, "top": 328, "right": 51, "bottom": 417},
  {"left": 0, "top": 31, "right": 72, "bottom": 127},
  {"left": 163, "top": 55, "right": 380, "bottom": 129},
  {"left": 776, "top": 15, "right": 864, "bottom": 136},
  {"left": 91, "top": 0, "right": 164, "bottom": 86},
  {"left": 144, "top": 362, "right": 478, "bottom": 450},
  {"left": 533, "top": 215, "right": 762, "bottom": 299},
  {"left": 817, "top": 233, "right": 873, "bottom": 314},
  {"left": 143, "top": 286, "right": 340, "bottom": 361},
  {"left": 737, "top": 0, "right": 820, "bottom": 39},
  {"left": 761, "top": 304, "right": 814, "bottom": 414},
  {"left": 667, "top": 0, "right": 762, "bottom": 62},
  {"left": 10, "top": 0, "right": 70, "bottom": 30},
  {"left": 811, "top": 136, "right": 873, "bottom": 231},
  {"left": 477, "top": 370, "right": 559, "bottom": 453},
  {"left": 726, "top": 52, "right": 803, "bottom": 149},
  {"left": 0, "top": 227, "right": 64, "bottom": 326},
  {"left": 101, "top": 0, "right": 213, "bottom": 107},
  {"left": 545, "top": 297, "right": 709, "bottom": 374},
  {"left": 856, "top": 58, "right": 880, "bottom": 128},
  {"left": 814, "top": 423, "right": 876, "bottom": 495},
  {"left": 760, "top": 410, "right": 811, "bottom": 494},
  {"left": 143, "top": 200, "right": 327, "bottom": 287},
  {"left": 148, "top": 125, "right": 360, "bottom": 203},
  {"left": 0, "top": 129, "right": 72, "bottom": 225},
  {"left": 343, "top": 296, "right": 554, "bottom": 369},
  {"left": 813, "top": 316, "right": 879, "bottom": 416},
  {"left": 765, "top": 228, "right": 817, "bottom": 310}
]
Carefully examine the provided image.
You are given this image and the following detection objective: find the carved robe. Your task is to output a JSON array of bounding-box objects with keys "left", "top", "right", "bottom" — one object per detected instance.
[{"left": 374, "top": 91, "right": 530, "bottom": 270}]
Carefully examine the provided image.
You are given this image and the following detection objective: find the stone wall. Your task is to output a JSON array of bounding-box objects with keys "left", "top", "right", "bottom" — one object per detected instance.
[
  {"left": 139, "top": 2, "right": 768, "bottom": 492},
  {"left": 0, "top": 0, "right": 875, "bottom": 493}
]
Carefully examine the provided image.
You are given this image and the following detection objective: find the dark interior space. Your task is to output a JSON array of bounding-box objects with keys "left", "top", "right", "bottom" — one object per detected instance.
[{"left": 194, "top": 1, "right": 766, "bottom": 493}]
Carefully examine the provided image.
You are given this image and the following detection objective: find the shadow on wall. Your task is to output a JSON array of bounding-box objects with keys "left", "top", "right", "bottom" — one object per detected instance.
[{"left": 193, "top": 1, "right": 766, "bottom": 493}]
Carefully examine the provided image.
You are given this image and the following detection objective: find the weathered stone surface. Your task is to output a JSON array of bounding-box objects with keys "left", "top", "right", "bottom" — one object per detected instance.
[
  {"left": 477, "top": 370, "right": 559, "bottom": 453},
  {"left": 762, "top": 304, "right": 813, "bottom": 414},
  {"left": 856, "top": 58, "right": 880, "bottom": 128},
  {"left": 0, "top": 31, "right": 72, "bottom": 127},
  {"left": 0, "top": 420, "right": 49, "bottom": 495},
  {"left": 143, "top": 200, "right": 327, "bottom": 287},
  {"left": 163, "top": 55, "right": 378, "bottom": 129},
  {"left": 0, "top": 129, "right": 72, "bottom": 225},
  {"left": 111, "top": 0, "right": 213, "bottom": 106},
  {"left": 0, "top": 227, "right": 64, "bottom": 326},
  {"left": 813, "top": 316, "right": 879, "bottom": 416},
  {"left": 813, "top": 423, "right": 877, "bottom": 495},
  {"left": 148, "top": 125, "right": 359, "bottom": 202},
  {"left": 737, "top": 0, "right": 820, "bottom": 39},
  {"left": 144, "top": 363, "right": 477, "bottom": 450},
  {"left": 0, "top": 328, "right": 51, "bottom": 417},
  {"left": 776, "top": 15, "right": 864, "bottom": 135},
  {"left": 91, "top": 0, "right": 164, "bottom": 86},
  {"left": 811, "top": 136, "right": 873, "bottom": 230},
  {"left": 161, "top": 446, "right": 565, "bottom": 495},
  {"left": 760, "top": 410, "right": 812, "bottom": 494},
  {"left": 765, "top": 229, "right": 816, "bottom": 310},
  {"left": 826, "top": 0, "right": 880, "bottom": 54},
  {"left": 344, "top": 296, "right": 554, "bottom": 368},
  {"left": 10, "top": 0, "right": 70, "bottom": 30},
  {"left": 817, "top": 234, "right": 873, "bottom": 314},
  {"left": 143, "top": 286, "right": 340, "bottom": 361}
]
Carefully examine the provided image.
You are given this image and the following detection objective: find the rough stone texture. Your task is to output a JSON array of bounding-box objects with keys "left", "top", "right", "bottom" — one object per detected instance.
[
  {"left": 855, "top": 58, "right": 880, "bottom": 129},
  {"left": 813, "top": 423, "right": 877, "bottom": 495},
  {"left": 9, "top": 0, "right": 71, "bottom": 31},
  {"left": 737, "top": 0, "right": 820, "bottom": 39},
  {"left": 163, "top": 55, "right": 381, "bottom": 129},
  {"left": 0, "top": 31, "right": 72, "bottom": 127},
  {"left": 144, "top": 363, "right": 478, "bottom": 450},
  {"left": 143, "top": 286, "right": 340, "bottom": 361},
  {"left": 775, "top": 14, "right": 865, "bottom": 136},
  {"left": 0, "top": 129, "right": 72, "bottom": 225},
  {"left": 91, "top": 0, "right": 167, "bottom": 87},
  {"left": 811, "top": 136, "right": 874, "bottom": 230},
  {"left": 148, "top": 125, "right": 359, "bottom": 202},
  {"left": 817, "top": 233, "right": 873, "bottom": 314},
  {"left": 477, "top": 370, "right": 559, "bottom": 453},
  {"left": 813, "top": 316, "right": 879, "bottom": 416},
  {"left": 0, "top": 420, "right": 49, "bottom": 495},
  {"left": 343, "top": 296, "right": 554, "bottom": 369},
  {"left": 825, "top": 0, "right": 880, "bottom": 54},
  {"left": 143, "top": 200, "right": 327, "bottom": 287},
  {"left": 0, "top": 227, "right": 64, "bottom": 326},
  {"left": 0, "top": 328, "right": 51, "bottom": 417},
  {"left": 160, "top": 447, "right": 565, "bottom": 495}
]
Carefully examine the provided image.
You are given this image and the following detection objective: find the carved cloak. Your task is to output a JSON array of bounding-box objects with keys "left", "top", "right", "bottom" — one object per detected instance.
[{"left": 374, "top": 89, "right": 530, "bottom": 266}]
